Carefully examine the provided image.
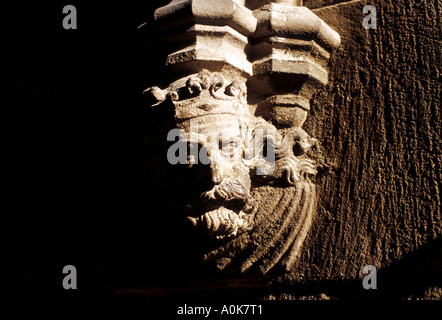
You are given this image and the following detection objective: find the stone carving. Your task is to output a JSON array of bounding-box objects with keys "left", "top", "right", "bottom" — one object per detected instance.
[
  {"left": 147, "top": 69, "right": 271, "bottom": 241},
  {"left": 143, "top": 0, "right": 340, "bottom": 275}
]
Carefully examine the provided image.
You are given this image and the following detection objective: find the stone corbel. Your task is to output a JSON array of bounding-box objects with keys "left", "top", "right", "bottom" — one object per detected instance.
[
  {"left": 250, "top": 2, "right": 340, "bottom": 130},
  {"left": 149, "top": 0, "right": 340, "bottom": 130},
  {"left": 144, "top": 0, "right": 341, "bottom": 274},
  {"left": 153, "top": 0, "right": 256, "bottom": 78}
]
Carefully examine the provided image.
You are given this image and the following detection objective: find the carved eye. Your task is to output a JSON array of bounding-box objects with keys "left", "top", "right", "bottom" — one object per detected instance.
[{"left": 219, "top": 139, "right": 238, "bottom": 157}]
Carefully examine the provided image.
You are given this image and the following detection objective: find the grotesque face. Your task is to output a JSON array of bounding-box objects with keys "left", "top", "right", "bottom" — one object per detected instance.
[{"left": 177, "top": 114, "right": 256, "bottom": 240}]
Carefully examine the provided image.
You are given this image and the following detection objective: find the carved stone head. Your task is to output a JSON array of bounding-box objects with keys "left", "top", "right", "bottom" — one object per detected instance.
[
  {"left": 143, "top": 0, "right": 340, "bottom": 277},
  {"left": 145, "top": 69, "right": 319, "bottom": 274}
]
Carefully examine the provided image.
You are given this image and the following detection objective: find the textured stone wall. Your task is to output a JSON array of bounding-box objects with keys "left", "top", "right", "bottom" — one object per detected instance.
[{"left": 290, "top": 0, "right": 441, "bottom": 297}]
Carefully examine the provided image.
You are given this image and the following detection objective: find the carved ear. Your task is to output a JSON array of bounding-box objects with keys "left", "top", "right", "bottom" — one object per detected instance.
[
  {"left": 290, "top": 128, "right": 318, "bottom": 156},
  {"left": 270, "top": 128, "right": 319, "bottom": 185},
  {"left": 276, "top": 128, "right": 314, "bottom": 157}
]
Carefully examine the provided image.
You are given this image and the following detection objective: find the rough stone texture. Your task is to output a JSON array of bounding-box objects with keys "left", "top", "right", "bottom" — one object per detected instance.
[{"left": 291, "top": 0, "right": 441, "bottom": 293}]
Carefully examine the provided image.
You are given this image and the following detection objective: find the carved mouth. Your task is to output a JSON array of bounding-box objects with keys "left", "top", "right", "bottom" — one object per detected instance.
[
  {"left": 182, "top": 179, "right": 257, "bottom": 240},
  {"left": 184, "top": 195, "right": 256, "bottom": 240},
  {"left": 187, "top": 205, "right": 254, "bottom": 240}
]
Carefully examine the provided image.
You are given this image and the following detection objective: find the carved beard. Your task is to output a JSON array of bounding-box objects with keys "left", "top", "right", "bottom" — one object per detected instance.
[{"left": 187, "top": 178, "right": 257, "bottom": 240}]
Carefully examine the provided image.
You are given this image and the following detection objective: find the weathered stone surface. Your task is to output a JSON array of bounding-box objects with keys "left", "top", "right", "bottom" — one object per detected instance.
[
  {"left": 291, "top": 0, "right": 442, "bottom": 290},
  {"left": 154, "top": 0, "right": 257, "bottom": 36},
  {"left": 164, "top": 24, "right": 253, "bottom": 76},
  {"left": 253, "top": 4, "right": 341, "bottom": 49},
  {"left": 247, "top": 2, "right": 340, "bottom": 135}
]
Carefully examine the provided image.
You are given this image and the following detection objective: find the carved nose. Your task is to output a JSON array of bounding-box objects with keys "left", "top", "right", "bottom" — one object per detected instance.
[{"left": 211, "top": 164, "right": 222, "bottom": 185}]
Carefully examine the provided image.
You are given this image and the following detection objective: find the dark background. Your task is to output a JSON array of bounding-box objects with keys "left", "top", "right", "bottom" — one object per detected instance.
[
  {"left": 12, "top": 0, "right": 441, "bottom": 314},
  {"left": 14, "top": 0, "right": 238, "bottom": 310},
  {"left": 14, "top": 0, "right": 172, "bottom": 307}
]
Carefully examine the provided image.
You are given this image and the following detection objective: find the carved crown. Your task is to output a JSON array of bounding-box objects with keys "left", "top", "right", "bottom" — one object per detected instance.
[{"left": 144, "top": 69, "right": 248, "bottom": 121}]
